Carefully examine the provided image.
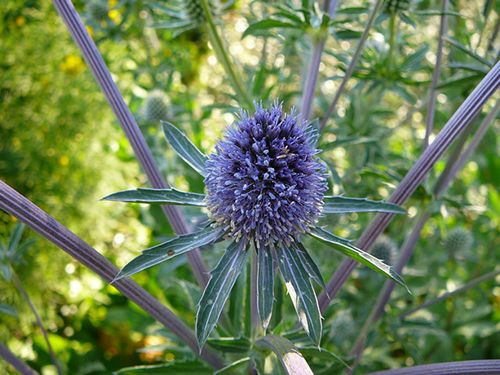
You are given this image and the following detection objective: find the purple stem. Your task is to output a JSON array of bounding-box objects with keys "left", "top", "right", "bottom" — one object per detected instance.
[
  {"left": 349, "top": 100, "right": 500, "bottom": 365},
  {"left": 368, "top": 360, "right": 500, "bottom": 375},
  {"left": 318, "top": 62, "right": 500, "bottom": 312},
  {"left": 320, "top": 0, "right": 384, "bottom": 130},
  {"left": 52, "top": 0, "right": 209, "bottom": 287},
  {"left": 0, "top": 343, "right": 39, "bottom": 375},
  {"left": 423, "top": 0, "right": 449, "bottom": 149},
  {"left": 0, "top": 181, "right": 224, "bottom": 369},
  {"left": 300, "top": 0, "right": 340, "bottom": 120}
]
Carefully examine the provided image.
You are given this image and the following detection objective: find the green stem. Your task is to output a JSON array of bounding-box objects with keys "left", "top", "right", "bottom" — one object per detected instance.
[
  {"left": 11, "top": 271, "right": 63, "bottom": 375},
  {"left": 199, "top": 0, "right": 253, "bottom": 110},
  {"left": 387, "top": 12, "right": 397, "bottom": 72}
]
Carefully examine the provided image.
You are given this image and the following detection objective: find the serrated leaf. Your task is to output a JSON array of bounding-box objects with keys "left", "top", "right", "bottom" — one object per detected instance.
[
  {"left": 256, "top": 335, "right": 314, "bottom": 375},
  {"left": 114, "top": 226, "right": 224, "bottom": 281},
  {"left": 293, "top": 242, "right": 325, "bottom": 288},
  {"left": 0, "top": 303, "right": 17, "bottom": 317},
  {"left": 257, "top": 247, "right": 275, "bottom": 330},
  {"left": 214, "top": 357, "right": 251, "bottom": 375},
  {"left": 113, "top": 360, "right": 212, "bottom": 374},
  {"left": 242, "top": 19, "right": 299, "bottom": 38},
  {"left": 207, "top": 337, "right": 250, "bottom": 353},
  {"left": 102, "top": 188, "right": 205, "bottom": 206},
  {"left": 323, "top": 196, "right": 406, "bottom": 214},
  {"left": 277, "top": 246, "right": 322, "bottom": 345},
  {"left": 196, "top": 241, "right": 249, "bottom": 348},
  {"left": 308, "top": 227, "right": 408, "bottom": 291},
  {"left": 305, "top": 118, "right": 320, "bottom": 148},
  {"left": 162, "top": 121, "right": 208, "bottom": 177}
]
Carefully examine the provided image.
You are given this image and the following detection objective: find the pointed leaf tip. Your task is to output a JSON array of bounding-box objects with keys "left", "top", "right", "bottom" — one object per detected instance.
[
  {"left": 162, "top": 121, "right": 208, "bottom": 177},
  {"left": 323, "top": 196, "right": 406, "bottom": 215}
]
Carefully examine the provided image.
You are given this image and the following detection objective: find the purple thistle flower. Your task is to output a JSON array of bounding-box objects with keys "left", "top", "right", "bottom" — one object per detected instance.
[{"left": 204, "top": 103, "right": 328, "bottom": 248}]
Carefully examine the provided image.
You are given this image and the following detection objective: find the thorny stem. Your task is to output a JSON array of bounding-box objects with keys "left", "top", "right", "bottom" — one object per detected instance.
[
  {"left": 320, "top": 0, "right": 384, "bottom": 130},
  {"left": 300, "top": 0, "right": 340, "bottom": 120},
  {"left": 399, "top": 269, "right": 500, "bottom": 319},
  {"left": 367, "top": 359, "right": 500, "bottom": 375},
  {"left": 0, "top": 180, "right": 224, "bottom": 369},
  {"left": 11, "top": 271, "right": 62, "bottom": 375},
  {"left": 424, "top": 0, "right": 449, "bottom": 149},
  {"left": 348, "top": 101, "right": 500, "bottom": 368},
  {"left": 0, "top": 343, "right": 38, "bottom": 375},
  {"left": 318, "top": 62, "right": 500, "bottom": 313},
  {"left": 199, "top": 0, "right": 253, "bottom": 110},
  {"left": 52, "top": 0, "right": 209, "bottom": 288}
]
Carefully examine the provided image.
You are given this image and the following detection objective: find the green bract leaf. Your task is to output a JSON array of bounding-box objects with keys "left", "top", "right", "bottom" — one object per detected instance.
[
  {"left": 113, "top": 360, "right": 212, "bottom": 374},
  {"left": 309, "top": 227, "right": 408, "bottom": 291},
  {"left": 323, "top": 196, "right": 406, "bottom": 214},
  {"left": 207, "top": 337, "right": 250, "bottom": 353},
  {"left": 102, "top": 188, "right": 205, "bottom": 206},
  {"left": 8, "top": 223, "right": 25, "bottom": 253},
  {"left": 257, "top": 247, "right": 275, "bottom": 330},
  {"left": 0, "top": 303, "right": 17, "bottom": 317},
  {"left": 277, "top": 246, "right": 322, "bottom": 345},
  {"left": 196, "top": 241, "right": 249, "bottom": 349},
  {"left": 113, "top": 226, "right": 224, "bottom": 281},
  {"left": 293, "top": 242, "right": 325, "bottom": 288},
  {"left": 242, "top": 19, "right": 299, "bottom": 38},
  {"left": 213, "top": 357, "right": 251, "bottom": 375},
  {"left": 256, "top": 335, "right": 314, "bottom": 375},
  {"left": 445, "top": 38, "right": 493, "bottom": 67},
  {"left": 162, "top": 121, "right": 208, "bottom": 177}
]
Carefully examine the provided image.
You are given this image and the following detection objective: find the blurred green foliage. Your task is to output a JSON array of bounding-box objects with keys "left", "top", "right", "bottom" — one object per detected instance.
[{"left": 0, "top": 0, "right": 498, "bottom": 373}]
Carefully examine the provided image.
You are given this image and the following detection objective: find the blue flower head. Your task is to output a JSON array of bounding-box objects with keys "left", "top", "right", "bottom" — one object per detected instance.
[{"left": 205, "top": 103, "right": 328, "bottom": 248}]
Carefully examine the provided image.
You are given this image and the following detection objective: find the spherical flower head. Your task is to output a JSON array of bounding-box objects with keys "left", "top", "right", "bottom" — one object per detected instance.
[
  {"left": 144, "top": 90, "right": 169, "bottom": 122},
  {"left": 205, "top": 103, "right": 327, "bottom": 248},
  {"left": 444, "top": 227, "right": 473, "bottom": 254},
  {"left": 372, "top": 235, "right": 398, "bottom": 266}
]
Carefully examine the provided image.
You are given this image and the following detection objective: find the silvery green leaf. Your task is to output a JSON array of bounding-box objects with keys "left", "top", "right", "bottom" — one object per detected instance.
[
  {"left": 256, "top": 335, "right": 314, "bottom": 375},
  {"left": 207, "top": 337, "right": 251, "bottom": 353},
  {"left": 102, "top": 188, "right": 205, "bottom": 206},
  {"left": 257, "top": 247, "right": 275, "bottom": 330},
  {"left": 293, "top": 242, "right": 325, "bottom": 288},
  {"left": 114, "top": 226, "right": 224, "bottom": 281},
  {"left": 305, "top": 118, "right": 320, "bottom": 148},
  {"left": 8, "top": 223, "right": 25, "bottom": 253},
  {"left": 0, "top": 303, "right": 17, "bottom": 317},
  {"left": 213, "top": 357, "right": 251, "bottom": 375},
  {"left": 309, "top": 227, "right": 408, "bottom": 291},
  {"left": 323, "top": 196, "right": 406, "bottom": 214},
  {"left": 196, "top": 241, "right": 249, "bottom": 349},
  {"left": 162, "top": 121, "right": 208, "bottom": 177},
  {"left": 113, "top": 360, "right": 212, "bottom": 374},
  {"left": 277, "top": 246, "right": 322, "bottom": 346}
]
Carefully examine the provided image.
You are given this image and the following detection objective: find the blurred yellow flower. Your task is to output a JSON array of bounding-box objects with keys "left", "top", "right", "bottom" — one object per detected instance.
[
  {"left": 60, "top": 55, "right": 85, "bottom": 75},
  {"left": 86, "top": 25, "right": 94, "bottom": 37},
  {"left": 59, "top": 155, "right": 70, "bottom": 167},
  {"left": 15, "top": 16, "right": 26, "bottom": 27},
  {"left": 108, "top": 9, "right": 121, "bottom": 24}
]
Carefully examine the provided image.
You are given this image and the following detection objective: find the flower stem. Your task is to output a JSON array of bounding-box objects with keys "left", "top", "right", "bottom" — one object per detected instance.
[
  {"left": 0, "top": 180, "right": 224, "bottom": 370},
  {"left": 320, "top": 0, "right": 384, "bottom": 130},
  {"left": 387, "top": 12, "right": 397, "bottom": 72},
  {"left": 199, "top": 0, "right": 253, "bottom": 110},
  {"left": 318, "top": 62, "right": 500, "bottom": 313},
  {"left": 11, "top": 271, "right": 62, "bottom": 375},
  {"left": 424, "top": 0, "right": 449, "bottom": 149},
  {"left": 300, "top": 0, "right": 340, "bottom": 120},
  {"left": 52, "top": 0, "right": 210, "bottom": 288},
  {"left": 368, "top": 360, "right": 500, "bottom": 375},
  {"left": 0, "top": 343, "right": 38, "bottom": 375}
]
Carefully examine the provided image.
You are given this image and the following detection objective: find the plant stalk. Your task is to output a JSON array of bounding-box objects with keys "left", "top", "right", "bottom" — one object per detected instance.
[
  {"left": 0, "top": 343, "right": 39, "bottom": 375},
  {"left": 199, "top": 0, "right": 253, "bottom": 110},
  {"left": 0, "top": 180, "right": 224, "bottom": 369},
  {"left": 424, "top": 0, "right": 449, "bottom": 149},
  {"left": 367, "top": 359, "right": 500, "bottom": 375},
  {"left": 52, "top": 0, "right": 210, "bottom": 288},
  {"left": 11, "top": 271, "right": 62, "bottom": 375},
  {"left": 300, "top": 0, "right": 340, "bottom": 120},
  {"left": 348, "top": 100, "right": 499, "bottom": 367},
  {"left": 320, "top": 0, "right": 384, "bottom": 129},
  {"left": 318, "top": 62, "right": 500, "bottom": 312}
]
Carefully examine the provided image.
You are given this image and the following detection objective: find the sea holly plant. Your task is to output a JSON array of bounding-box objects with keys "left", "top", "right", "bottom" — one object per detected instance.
[{"left": 104, "top": 102, "right": 407, "bottom": 349}]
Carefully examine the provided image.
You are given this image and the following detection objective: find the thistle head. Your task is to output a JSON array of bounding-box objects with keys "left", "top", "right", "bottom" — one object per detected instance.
[
  {"left": 144, "top": 90, "right": 169, "bottom": 123},
  {"left": 185, "top": 0, "right": 206, "bottom": 24},
  {"left": 205, "top": 103, "right": 327, "bottom": 248},
  {"left": 444, "top": 227, "right": 473, "bottom": 255},
  {"left": 372, "top": 236, "right": 398, "bottom": 266},
  {"left": 384, "top": 0, "right": 411, "bottom": 14}
]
